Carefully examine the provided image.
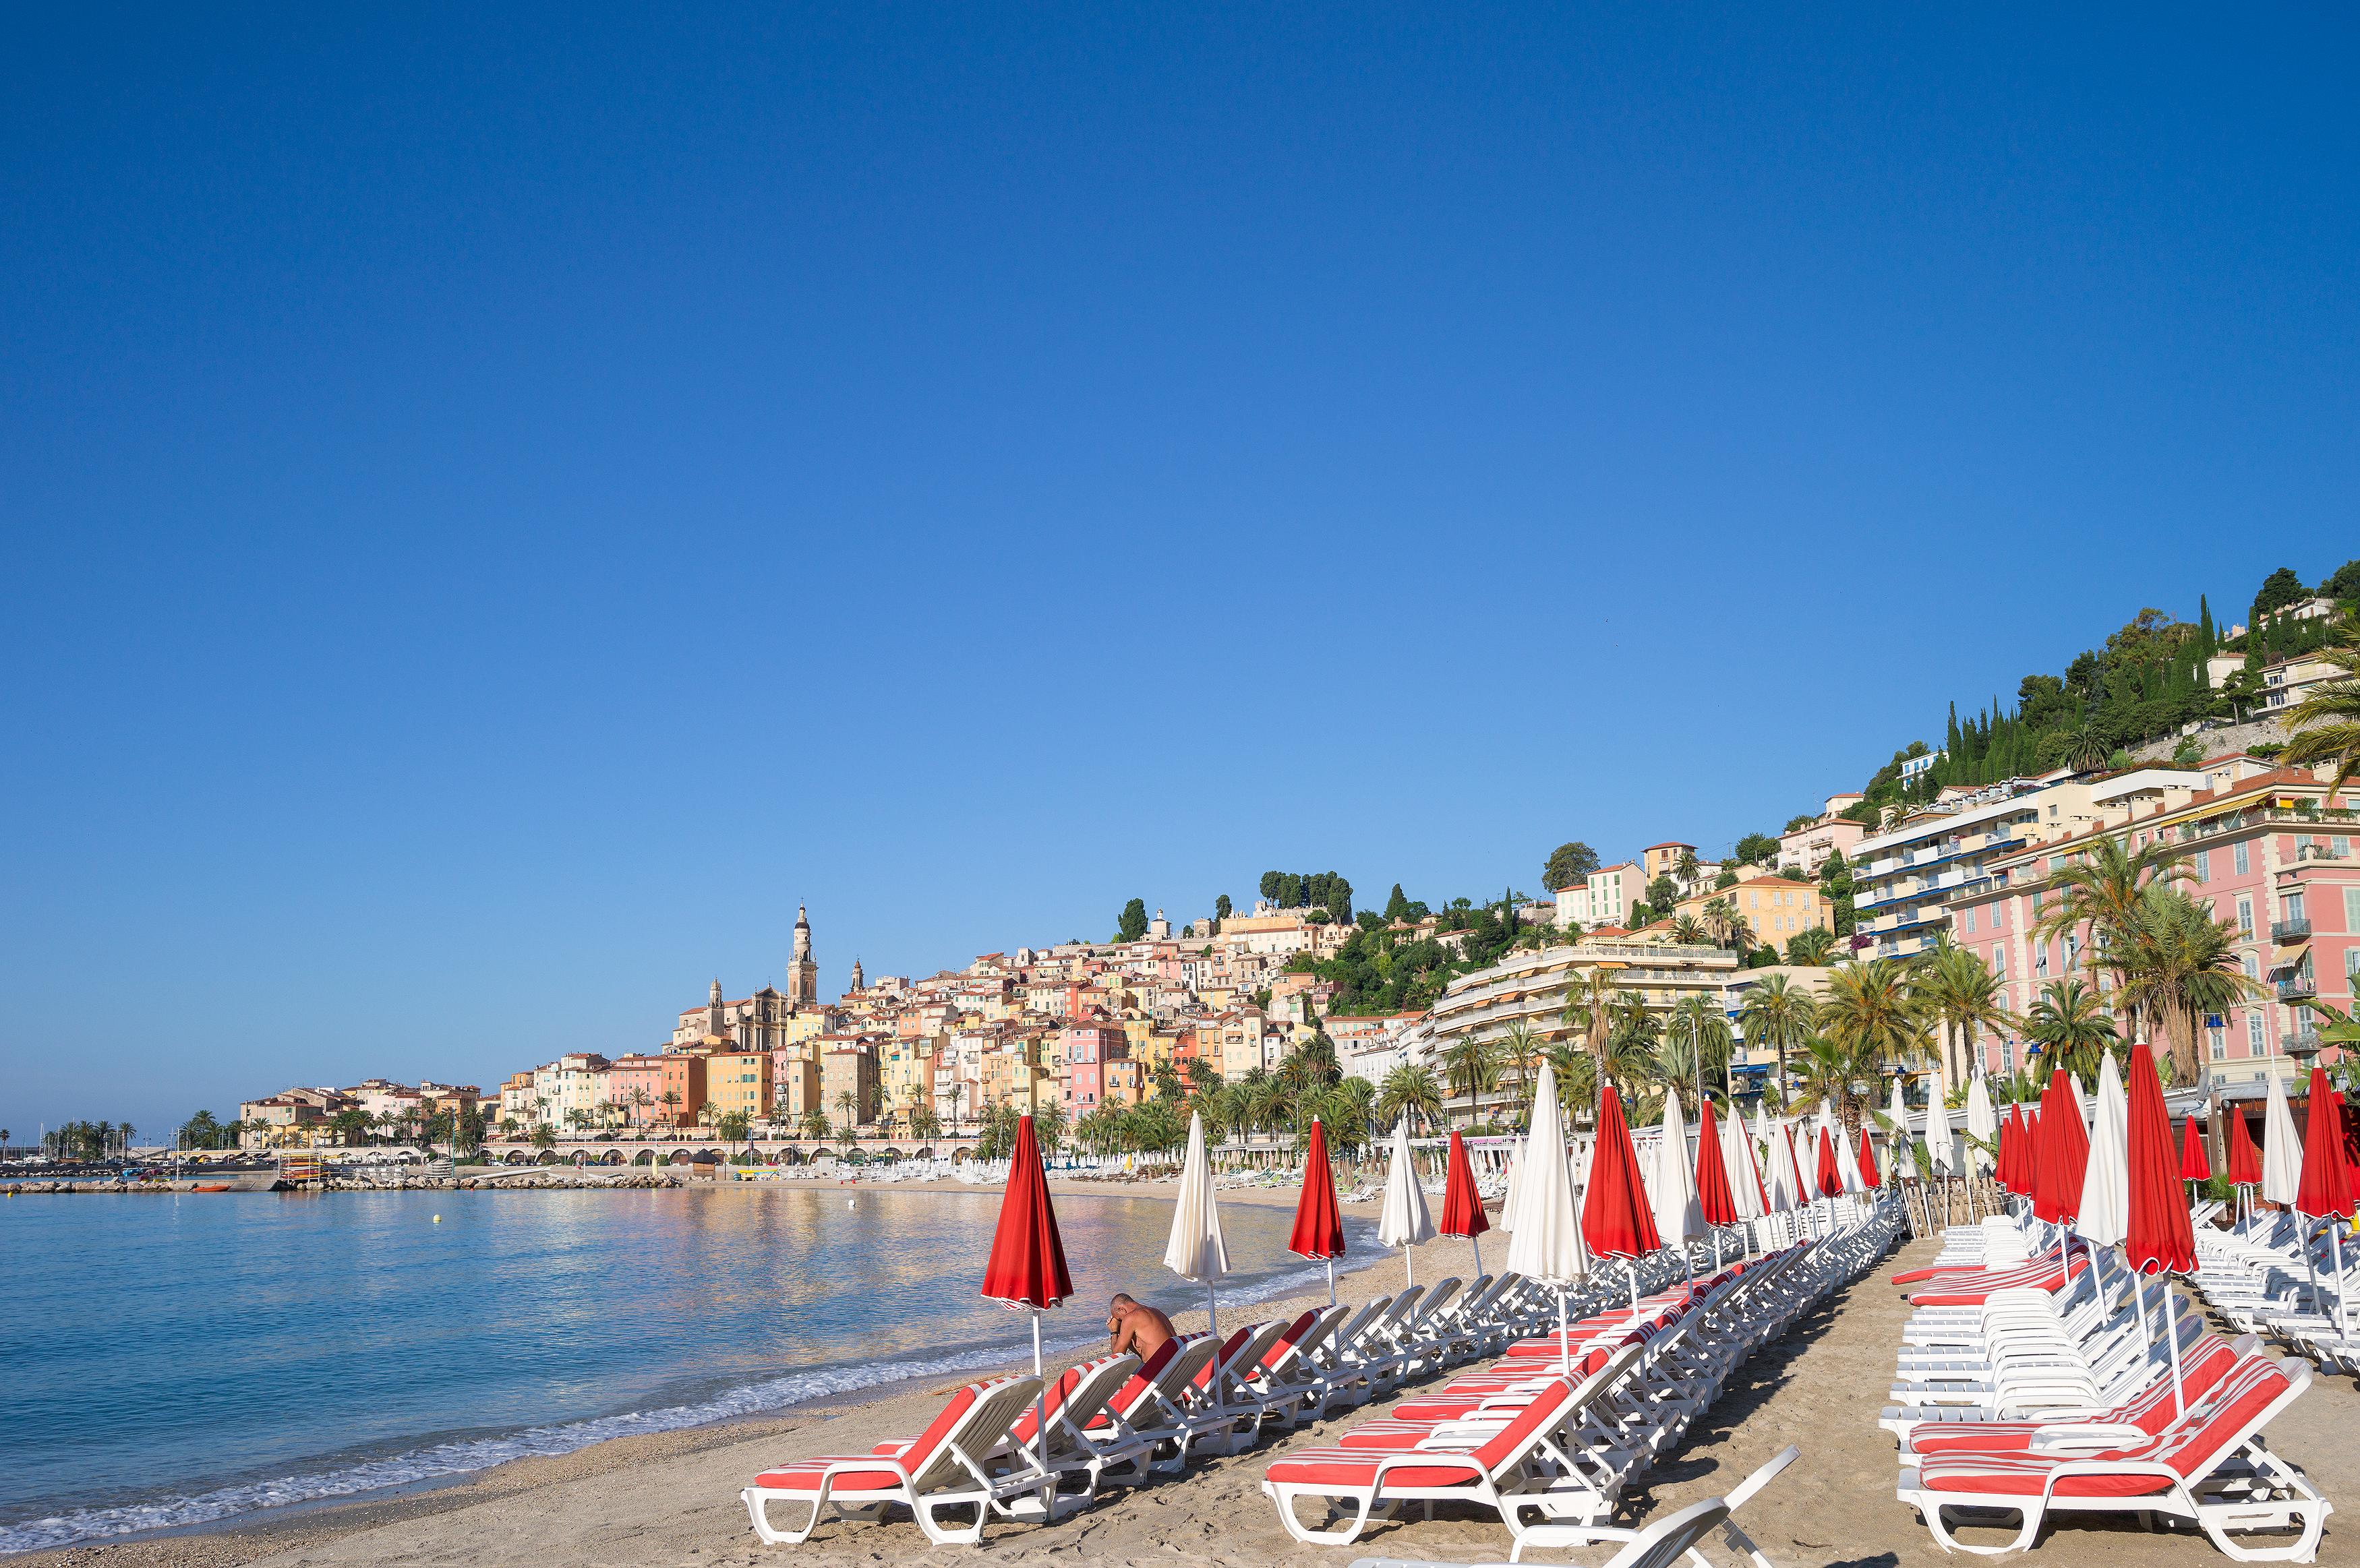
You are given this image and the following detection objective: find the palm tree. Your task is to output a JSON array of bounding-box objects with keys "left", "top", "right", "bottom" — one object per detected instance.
[
  {"left": 1914, "top": 939, "right": 2015, "bottom": 1083},
  {"left": 1604, "top": 990, "right": 1661, "bottom": 1089},
  {"left": 1664, "top": 993, "right": 1730, "bottom": 1104},
  {"left": 1568, "top": 967, "right": 1620, "bottom": 1083},
  {"left": 2023, "top": 978, "right": 2118, "bottom": 1081},
  {"left": 715, "top": 1109, "right": 751, "bottom": 1158},
  {"left": 1542, "top": 1037, "right": 1597, "bottom": 1111},
  {"left": 1669, "top": 914, "right": 1709, "bottom": 946},
  {"left": 2060, "top": 721, "right": 2111, "bottom": 773},
  {"left": 1376, "top": 1062, "right": 1444, "bottom": 1137},
  {"left": 1500, "top": 1021, "right": 1540, "bottom": 1126},
  {"left": 2281, "top": 607, "right": 2360, "bottom": 802},
  {"left": 2035, "top": 834, "right": 2196, "bottom": 1042},
  {"left": 1786, "top": 926, "right": 1840, "bottom": 966},
  {"left": 1740, "top": 973, "right": 1815, "bottom": 1099},
  {"left": 1794, "top": 1035, "right": 1878, "bottom": 1126},
  {"left": 2116, "top": 886, "right": 2268, "bottom": 1084},
  {"left": 1817, "top": 959, "right": 1933, "bottom": 1108},
  {"left": 800, "top": 1107, "right": 831, "bottom": 1142},
  {"left": 910, "top": 1103, "right": 942, "bottom": 1143},
  {"left": 1440, "top": 1036, "right": 1501, "bottom": 1128}
]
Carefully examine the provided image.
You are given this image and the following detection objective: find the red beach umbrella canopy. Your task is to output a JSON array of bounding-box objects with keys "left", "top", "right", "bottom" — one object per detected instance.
[
  {"left": 2033, "top": 1072, "right": 2088, "bottom": 1226},
  {"left": 1992, "top": 1106, "right": 2017, "bottom": 1193},
  {"left": 1582, "top": 1083, "right": 1661, "bottom": 1258},
  {"left": 1438, "top": 1130, "right": 1490, "bottom": 1240},
  {"left": 2125, "top": 1045, "right": 2196, "bottom": 1277},
  {"left": 2295, "top": 1068, "right": 2355, "bottom": 1221},
  {"left": 2226, "top": 1104, "right": 2264, "bottom": 1187},
  {"left": 980, "top": 1114, "right": 1074, "bottom": 1310},
  {"left": 1856, "top": 1125, "right": 1882, "bottom": 1189},
  {"left": 1694, "top": 1097, "right": 1738, "bottom": 1226},
  {"left": 2179, "top": 1117, "right": 2211, "bottom": 1184},
  {"left": 1814, "top": 1124, "right": 1841, "bottom": 1199},
  {"left": 1287, "top": 1118, "right": 1347, "bottom": 1260}
]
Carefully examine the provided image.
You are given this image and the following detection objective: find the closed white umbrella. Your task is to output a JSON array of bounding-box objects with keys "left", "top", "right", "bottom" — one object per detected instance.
[
  {"left": 2261, "top": 1073, "right": 2303, "bottom": 1209},
  {"left": 1887, "top": 1079, "right": 1918, "bottom": 1182},
  {"left": 1504, "top": 1064, "right": 1587, "bottom": 1370},
  {"left": 1163, "top": 1111, "right": 1231, "bottom": 1338},
  {"left": 1926, "top": 1066, "right": 1956, "bottom": 1178},
  {"left": 1720, "top": 1102, "right": 1767, "bottom": 1222},
  {"left": 1966, "top": 1069, "right": 1997, "bottom": 1219},
  {"left": 2075, "top": 1052, "right": 2134, "bottom": 1335},
  {"left": 1376, "top": 1118, "right": 1436, "bottom": 1283},
  {"left": 1835, "top": 1115, "right": 1868, "bottom": 1195},
  {"left": 1653, "top": 1087, "right": 1705, "bottom": 1273}
]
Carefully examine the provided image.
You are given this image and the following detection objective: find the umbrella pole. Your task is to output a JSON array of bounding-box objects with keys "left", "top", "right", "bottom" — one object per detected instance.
[
  {"left": 1031, "top": 1309, "right": 1052, "bottom": 1507},
  {"left": 2162, "top": 1275, "right": 2187, "bottom": 1418},
  {"left": 1628, "top": 1259, "right": 1641, "bottom": 1313},
  {"left": 1471, "top": 1234, "right": 1483, "bottom": 1277},
  {"left": 1557, "top": 1287, "right": 1570, "bottom": 1375},
  {"left": 1325, "top": 1256, "right": 1335, "bottom": 1308},
  {"left": 2332, "top": 1225, "right": 2353, "bottom": 1343},
  {"left": 1404, "top": 1244, "right": 1414, "bottom": 1286},
  {"left": 2300, "top": 1220, "right": 2324, "bottom": 1323}
]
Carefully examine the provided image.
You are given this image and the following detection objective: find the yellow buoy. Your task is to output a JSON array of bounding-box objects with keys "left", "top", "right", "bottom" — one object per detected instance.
[{"left": 433, "top": 1214, "right": 442, "bottom": 1223}]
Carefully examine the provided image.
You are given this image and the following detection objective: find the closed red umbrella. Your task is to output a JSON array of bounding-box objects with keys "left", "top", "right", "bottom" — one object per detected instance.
[
  {"left": 2179, "top": 1117, "right": 2210, "bottom": 1184},
  {"left": 1694, "top": 1097, "right": 1738, "bottom": 1226},
  {"left": 1814, "top": 1124, "right": 1841, "bottom": 1199},
  {"left": 1582, "top": 1083, "right": 1660, "bottom": 1310},
  {"left": 1437, "top": 1130, "right": 1490, "bottom": 1275},
  {"left": 1993, "top": 1106, "right": 2018, "bottom": 1193},
  {"left": 2295, "top": 1068, "right": 2353, "bottom": 1220},
  {"left": 2033, "top": 1072, "right": 2088, "bottom": 1227},
  {"left": 1856, "top": 1125, "right": 1882, "bottom": 1189},
  {"left": 980, "top": 1113, "right": 1072, "bottom": 1448},
  {"left": 2123, "top": 1044, "right": 2197, "bottom": 1414},
  {"left": 1287, "top": 1118, "right": 1347, "bottom": 1304},
  {"left": 2226, "top": 1104, "right": 2263, "bottom": 1187},
  {"left": 982, "top": 1114, "right": 1073, "bottom": 1312}
]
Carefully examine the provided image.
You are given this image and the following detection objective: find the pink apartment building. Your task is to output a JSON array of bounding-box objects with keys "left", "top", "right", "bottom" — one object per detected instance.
[
  {"left": 1945, "top": 764, "right": 2359, "bottom": 1082},
  {"left": 1058, "top": 1022, "right": 1127, "bottom": 1112}
]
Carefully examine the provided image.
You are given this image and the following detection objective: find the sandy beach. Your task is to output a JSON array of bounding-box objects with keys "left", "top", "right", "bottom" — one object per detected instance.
[{"left": 20, "top": 1195, "right": 2359, "bottom": 1568}]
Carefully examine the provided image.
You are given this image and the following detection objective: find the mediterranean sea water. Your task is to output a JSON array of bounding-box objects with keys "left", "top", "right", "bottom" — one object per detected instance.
[{"left": 0, "top": 1184, "right": 1377, "bottom": 1554}]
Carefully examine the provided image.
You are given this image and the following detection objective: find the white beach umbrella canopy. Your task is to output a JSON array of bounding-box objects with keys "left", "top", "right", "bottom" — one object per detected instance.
[
  {"left": 1835, "top": 1114, "right": 1868, "bottom": 1195},
  {"left": 1377, "top": 1118, "right": 1436, "bottom": 1252},
  {"left": 2262, "top": 1071, "right": 2305, "bottom": 1209},
  {"left": 2075, "top": 1052, "right": 2131, "bottom": 1248},
  {"left": 1163, "top": 1111, "right": 1230, "bottom": 1282},
  {"left": 1761, "top": 1120, "right": 1799, "bottom": 1214},
  {"left": 1653, "top": 1086, "right": 1706, "bottom": 1246},
  {"left": 1721, "top": 1099, "right": 1768, "bottom": 1222},
  {"left": 1504, "top": 1065, "right": 1587, "bottom": 1286},
  {"left": 1926, "top": 1065, "right": 1956, "bottom": 1178},
  {"left": 1887, "top": 1079, "right": 1918, "bottom": 1182},
  {"left": 1965, "top": 1071, "right": 1997, "bottom": 1174}
]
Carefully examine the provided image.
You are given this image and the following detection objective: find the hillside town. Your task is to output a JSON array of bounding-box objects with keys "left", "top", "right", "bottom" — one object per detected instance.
[
  {"left": 210, "top": 568, "right": 2360, "bottom": 1159},
  {"left": 225, "top": 729, "right": 2359, "bottom": 1155}
]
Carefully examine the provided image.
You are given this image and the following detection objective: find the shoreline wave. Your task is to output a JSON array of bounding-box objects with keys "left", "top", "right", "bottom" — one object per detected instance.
[{"left": 0, "top": 1250, "right": 1378, "bottom": 1557}]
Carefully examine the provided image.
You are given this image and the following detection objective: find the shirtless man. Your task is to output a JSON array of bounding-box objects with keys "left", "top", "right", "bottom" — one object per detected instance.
[{"left": 1107, "top": 1293, "right": 1176, "bottom": 1360}]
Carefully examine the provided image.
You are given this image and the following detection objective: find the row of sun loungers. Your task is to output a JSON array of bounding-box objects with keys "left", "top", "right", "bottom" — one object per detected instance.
[
  {"left": 1887, "top": 1211, "right": 2332, "bottom": 1561},
  {"left": 2190, "top": 1209, "right": 2360, "bottom": 1377},
  {"left": 744, "top": 1265, "right": 1586, "bottom": 1544},
  {"left": 1259, "top": 1203, "right": 1905, "bottom": 1560}
]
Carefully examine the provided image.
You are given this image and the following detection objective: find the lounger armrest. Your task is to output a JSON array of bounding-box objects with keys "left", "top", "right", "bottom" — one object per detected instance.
[
  {"left": 2025, "top": 1422, "right": 2146, "bottom": 1451},
  {"left": 2036, "top": 1457, "right": 2184, "bottom": 1503},
  {"left": 1371, "top": 1451, "right": 1488, "bottom": 1484}
]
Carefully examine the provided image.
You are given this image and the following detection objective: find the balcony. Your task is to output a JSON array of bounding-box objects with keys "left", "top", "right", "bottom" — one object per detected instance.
[
  {"left": 2296, "top": 843, "right": 2351, "bottom": 864},
  {"left": 2276, "top": 975, "right": 2318, "bottom": 1002},
  {"left": 2272, "top": 918, "right": 2312, "bottom": 943},
  {"left": 2287, "top": 1029, "right": 2323, "bottom": 1056}
]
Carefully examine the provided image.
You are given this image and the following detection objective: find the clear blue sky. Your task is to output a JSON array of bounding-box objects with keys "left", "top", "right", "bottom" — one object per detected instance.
[{"left": 5, "top": 7, "right": 2355, "bottom": 1138}]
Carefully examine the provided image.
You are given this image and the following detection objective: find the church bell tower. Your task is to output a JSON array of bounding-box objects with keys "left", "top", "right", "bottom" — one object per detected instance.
[{"left": 788, "top": 904, "right": 819, "bottom": 1005}]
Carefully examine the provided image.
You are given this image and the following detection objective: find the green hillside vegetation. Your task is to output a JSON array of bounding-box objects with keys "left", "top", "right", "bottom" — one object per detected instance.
[{"left": 1847, "top": 558, "right": 2359, "bottom": 820}]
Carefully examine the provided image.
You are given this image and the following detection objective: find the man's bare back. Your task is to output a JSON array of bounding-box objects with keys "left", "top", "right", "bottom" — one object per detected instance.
[{"left": 1108, "top": 1293, "right": 1175, "bottom": 1360}]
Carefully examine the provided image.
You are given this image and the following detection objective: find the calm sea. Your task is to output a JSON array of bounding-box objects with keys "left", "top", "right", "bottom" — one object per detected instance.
[{"left": 0, "top": 1184, "right": 1376, "bottom": 1555}]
